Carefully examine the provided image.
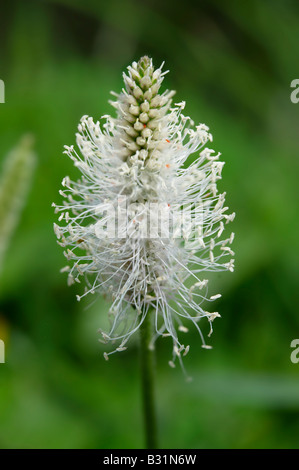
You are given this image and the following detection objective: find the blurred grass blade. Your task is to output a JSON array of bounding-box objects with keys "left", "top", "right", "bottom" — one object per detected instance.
[{"left": 0, "top": 135, "right": 36, "bottom": 273}]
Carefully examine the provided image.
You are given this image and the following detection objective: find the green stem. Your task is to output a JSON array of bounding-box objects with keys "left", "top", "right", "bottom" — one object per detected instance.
[{"left": 139, "top": 308, "right": 158, "bottom": 449}]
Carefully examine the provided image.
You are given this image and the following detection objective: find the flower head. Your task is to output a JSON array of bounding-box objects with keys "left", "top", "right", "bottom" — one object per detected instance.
[
  {"left": 53, "top": 56, "right": 235, "bottom": 366},
  {"left": 0, "top": 135, "right": 36, "bottom": 273}
]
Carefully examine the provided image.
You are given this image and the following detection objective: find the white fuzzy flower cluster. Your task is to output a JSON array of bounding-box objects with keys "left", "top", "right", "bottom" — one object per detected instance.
[{"left": 53, "top": 56, "right": 235, "bottom": 366}]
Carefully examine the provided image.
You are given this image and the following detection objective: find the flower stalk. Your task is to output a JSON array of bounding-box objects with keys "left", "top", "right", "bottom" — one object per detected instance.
[{"left": 139, "top": 307, "right": 158, "bottom": 449}]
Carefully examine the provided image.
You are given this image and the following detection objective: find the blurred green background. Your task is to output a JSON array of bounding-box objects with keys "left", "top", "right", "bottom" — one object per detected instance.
[{"left": 0, "top": 0, "right": 299, "bottom": 449}]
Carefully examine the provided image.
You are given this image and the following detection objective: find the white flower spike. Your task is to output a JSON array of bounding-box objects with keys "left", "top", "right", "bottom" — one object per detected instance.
[{"left": 53, "top": 56, "right": 234, "bottom": 366}]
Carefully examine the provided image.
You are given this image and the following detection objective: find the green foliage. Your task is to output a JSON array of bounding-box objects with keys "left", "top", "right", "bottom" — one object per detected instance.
[{"left": 0, "top": 0, "right": 298, "bottom": 449}]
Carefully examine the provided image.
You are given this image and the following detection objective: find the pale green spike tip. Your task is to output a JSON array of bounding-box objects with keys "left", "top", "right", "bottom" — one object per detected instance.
[{"left": 0, "top": 135, "right": 37, "bottom": 274}]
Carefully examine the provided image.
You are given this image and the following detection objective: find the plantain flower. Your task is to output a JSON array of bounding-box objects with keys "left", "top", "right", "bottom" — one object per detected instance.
[
  {"left": 53, "top": 56, "right": 235, "bottom": 366},
  {"left": 0, "top": 135, "right": 36, "bottom": 273}
]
